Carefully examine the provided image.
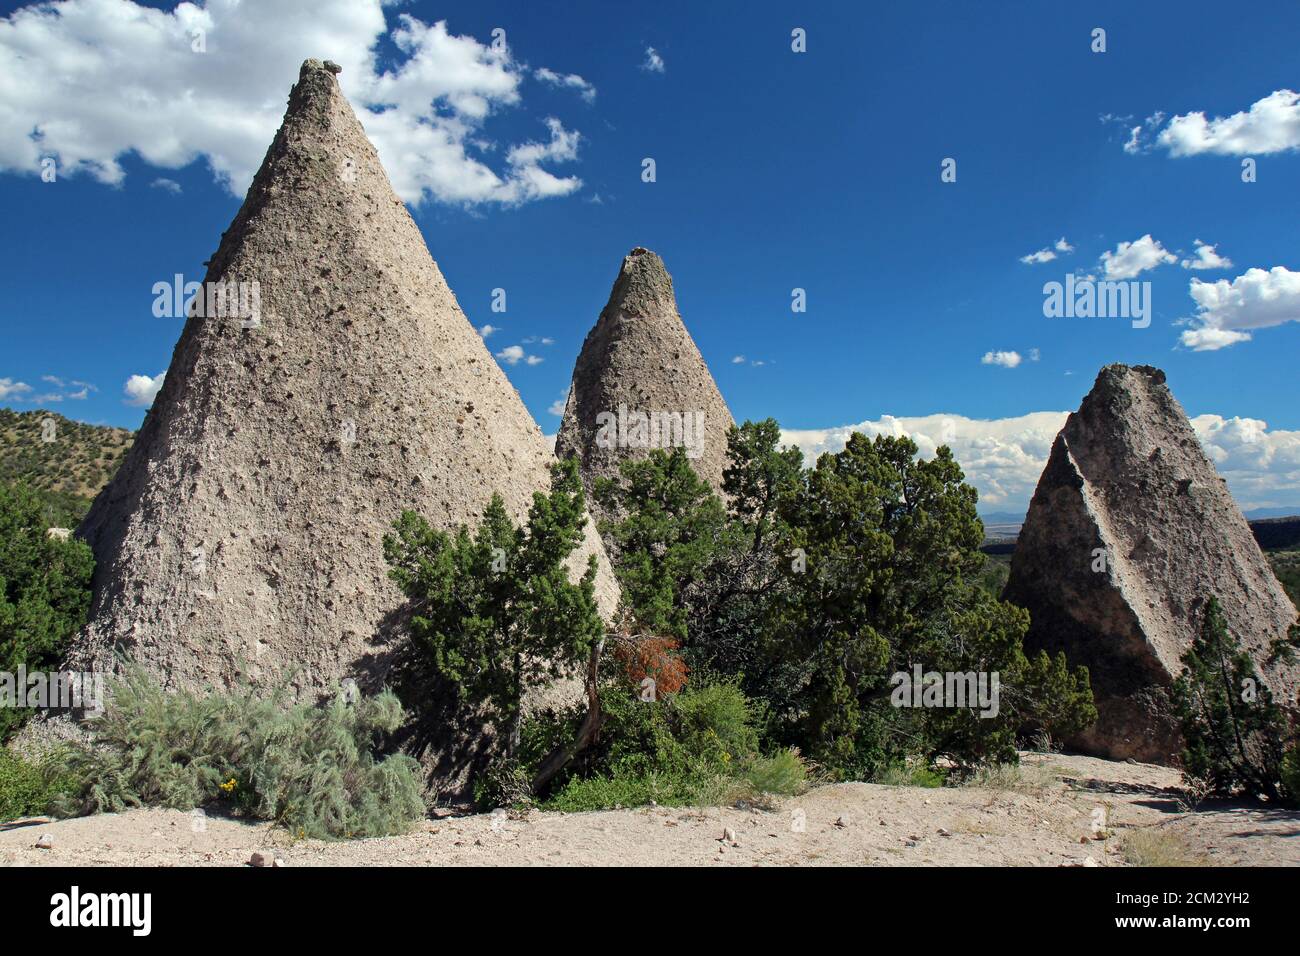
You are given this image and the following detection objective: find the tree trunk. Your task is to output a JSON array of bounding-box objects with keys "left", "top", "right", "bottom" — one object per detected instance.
[{"left": 531, "top": 638, "right": 605, "bottom": 793}]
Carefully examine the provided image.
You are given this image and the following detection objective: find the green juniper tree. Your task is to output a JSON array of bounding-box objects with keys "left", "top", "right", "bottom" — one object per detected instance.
[
  {"left": 0, "top": 480, "right": 95, "bottom": 742},
  {"left": 384, "top": 459, "right": 605, "bottom": 761},
  {"left": 775, "top": 434, "right": 1094, "bottom": 776},
  {"left": 594, "top": 446, "right": 729, "bottom": 642},
  {"left": 1172, "top": 596, "right": 1289, "bottom": 800}
]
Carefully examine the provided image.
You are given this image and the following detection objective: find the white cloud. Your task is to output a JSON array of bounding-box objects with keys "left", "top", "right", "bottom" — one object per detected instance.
[
  {"left": 1019, "top": 248, "right": 1056, "bottom": 265},
  {"left": 1028, "top": 348, "right": 1041, "bottom": 362},
  {"left": 525, "top": 355, "right": 544, "bottom": 366},
  {"left": 124, "top": 372, "right": 165, "bottom": 407},
  {"left": 478, "top": 324, "right": 498, "bottom": 338},
  {"left": 534, "top": 67, "right": 595, "bottom": 103},
  {"left": 731, "top": 355, "right": 746, "bottom": 364},
  {"left": 981, "top": 350, "right": 1022, "bottom": 368},
  {"left": 1157, "top": 89, "right": 1300, "bottom": 157},
  {"left": 782, "top": 412, "right": 1069, "bottom": 512},
  {"left": 1020, "top": 236, "right": 1074, "bottom": 264},
  {"left": 0, "top": 1, "right": 586, "bottom": 206},
  {"left": 1180, "top": 265, "right": 1300, "bottom": 351},
  {"left": 1191, "top": 415, "right": 1300, "bottom": 511},
  {"left": 1099, "top": 234, "right": 1176, "bottom": 279},
  {"left": 150, "top": 177, "right": 182, "bottom": 194},
  {"left": 641, "top": 46, "right": 665, "bottom": 73},
  {"left": 780, "top": 410, "right": 1300, "bottom": 515},
  {"left": 0, "top": 378, "right": 32, "bottom": 399},
  {"left": 495, "top": 345, "right": 525, "bottom": 365},
  {"left": 548, "top": 390, "right": 570, "bottom": 417},
  {"left": 1180, "top": 239, "right": 1232, "bottom": 271}
]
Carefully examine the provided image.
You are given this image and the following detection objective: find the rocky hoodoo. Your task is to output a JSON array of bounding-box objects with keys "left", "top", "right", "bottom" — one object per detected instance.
[
  {"left": 555, "top": 248, "right": 734, "bottom": 532},
  {"left": 68, "top": 60, "right": 619, "bottom": 697},
  {"left": 1004, "top": 364, "right": 1298, "bottom": 763}
]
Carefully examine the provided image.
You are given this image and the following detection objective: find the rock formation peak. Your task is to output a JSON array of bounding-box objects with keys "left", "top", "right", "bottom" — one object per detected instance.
[
  {"left": 1004, "top": 363, "right": 1298, "bottom": 762},
  {"left": 556, "top": 247, "right": 734, "bottom": 532},
  {"left": 68, "top": 62, "right": 619, "bottom": 698}
]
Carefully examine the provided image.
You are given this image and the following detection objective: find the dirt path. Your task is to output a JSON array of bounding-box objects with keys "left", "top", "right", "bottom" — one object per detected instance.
[{"left": 3, "top": 753, "right": 1297, "bottom": 866}]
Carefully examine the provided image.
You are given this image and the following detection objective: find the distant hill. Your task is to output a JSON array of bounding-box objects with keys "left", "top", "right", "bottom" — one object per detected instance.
[{"left": 0, "top": 407, "right": 134, "bottom": 526}]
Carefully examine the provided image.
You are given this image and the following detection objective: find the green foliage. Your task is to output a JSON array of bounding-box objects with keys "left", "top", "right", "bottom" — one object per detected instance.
[
  {"left": 872, "top": 760, "right": 947, "bottom": 788},
  {"left": 1282, "top": 745, "right": 1300, "bottom": 804},
  {"left": 1012, "top": 650, "right": 1098, "bottom": 744},
  {"left": 0, "top": 748, "right": 77, "bottom": 822},
  {"left": 1171, "top": 597, "right": 1289, "bottom": 800},
  {"left": 594, "top": 423, "right": 1096, "bottom": 785},
  {"left": 774, "top": 433, "right": 1093, "bottom": 777},
  {"left": 384, "top": 458, "right": 605, "bottom": 758},
  {"left": 594, "top": 446, "right": 729, "bottom": 641},
  {"left": 540, "top": 677, "right": 805, "bottom": 812},
  {"left": 46, "top": 669, "right": 426, "bottom": 840},
  {"left": 0, "top": 480, "right": 96, "bottom": 741}
]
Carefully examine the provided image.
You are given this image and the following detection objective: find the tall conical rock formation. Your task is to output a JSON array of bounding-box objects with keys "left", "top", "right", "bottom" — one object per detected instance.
[
  {"left": 68, "top": 60, "right": 619, "bottom": 696},
  {"left": 1004, "top": 364, "right": 1298, "bottom": 763},
  {"left": 556, "top": 248, "right": 733, "bottom": 530}
]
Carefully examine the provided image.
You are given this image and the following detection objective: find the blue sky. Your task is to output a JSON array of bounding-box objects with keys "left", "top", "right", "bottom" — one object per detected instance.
[{"left": 1, "top": 0, "right": 1297, "bottom": 514}]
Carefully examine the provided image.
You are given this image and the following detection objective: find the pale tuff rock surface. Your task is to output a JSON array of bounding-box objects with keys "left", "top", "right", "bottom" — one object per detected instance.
[
  {"left": 1004, "top": 365, "right": 1298, "bottom": 763},
  {"left": 69, "top": 60, "right": 618, "bottom": 697},
  {"left": 555, "top": 248, "right": 734, "bottom": 530}
]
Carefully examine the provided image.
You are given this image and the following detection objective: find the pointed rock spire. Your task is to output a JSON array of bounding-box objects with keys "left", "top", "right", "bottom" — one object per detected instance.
[
  {"left": 69, "top": 59, "right": 618, "bottom": 695},
  {"left": 1004, "top": 364, "right": 1298, "bottom": 763},
  {"left": 556, "top": 248, "right": 733, "bottom": 530}
]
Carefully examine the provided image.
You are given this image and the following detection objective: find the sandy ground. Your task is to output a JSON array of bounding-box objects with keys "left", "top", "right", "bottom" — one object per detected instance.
[{"left": 3, "top": 753, "right": 1297, "bottom": 867}]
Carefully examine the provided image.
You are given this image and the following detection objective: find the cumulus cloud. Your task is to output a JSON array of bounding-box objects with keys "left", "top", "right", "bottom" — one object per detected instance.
[
  {"left": 0, "top": 0, "right": 587, "bottom": 206},
  {"left": 124, "top": 372, "right": 165, "bottom": 407},
  {"left": 150, "top": 177, "right": 182, "bottom": 195},
  {"left": 641, "top": 46, "right": 665, "bottom": 73},
  {"left": 1180, "top": 239, "right": 1232, "bottom": 271},
  {"left": 1020, "top": 237, "right": 1072, "bottom": 265},
  {"left": 477, "top": 324, "right": 498, "bottom": 338},
  {"left": 1180, "top": 265, "right": 1300, "bottom": 351},
  {"left": 1099, "top": 234, "right": 1176, "bottom": 279},
  {"left": 782, "top": 412, "right": 1069, "bottom": 512},
  {"left": 1019, "top": 248, "right": 1056, "bottom": 265},
  {"left": 1157, "top": 89, "right": 1300, "bottom": 157},
  {"left": 534, "top": 67, "right": 596, "bottom": 103},
  {"left": 548, "top": 389, "right": 570, "bottom": 416},
  {"left": 780, "top": 411, "right": 1300, "bottom": 515},
  {"left": 494, "top": 344, "right": 542, "bottom": 366},
  {"left": 981, "top": 350, "right": 1022, "bottom": 368},
  {"left": 1191, "top": 415, "right": 1300, "bottom": 511},
  {"left": 0, "top": 379, "right": 33, "bottom": 400}
]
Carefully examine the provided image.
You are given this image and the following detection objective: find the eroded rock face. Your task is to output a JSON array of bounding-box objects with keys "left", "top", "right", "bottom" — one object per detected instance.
[
  {"left": 555, "top": 248, "right": 734, "bottom": 532},
  {"left": 69, "top": 59, "right": 619, "bottom": 697},
  {"left": 1004, "top": 364, "right": 1298, "bottom": 763}
]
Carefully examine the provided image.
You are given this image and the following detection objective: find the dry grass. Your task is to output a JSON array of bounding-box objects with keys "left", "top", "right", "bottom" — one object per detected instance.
[
  {"left": 1122, "top": 827, "right": 1210, "bottom": 867},
  {"left": 962, "top": 761, "right": 1061, "bottom": 794}
]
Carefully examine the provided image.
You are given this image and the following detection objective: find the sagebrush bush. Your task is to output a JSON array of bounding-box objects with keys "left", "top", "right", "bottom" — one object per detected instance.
[{"left": 47, "top": 669, "right": 426, "bottom": 840}]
